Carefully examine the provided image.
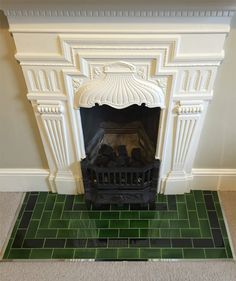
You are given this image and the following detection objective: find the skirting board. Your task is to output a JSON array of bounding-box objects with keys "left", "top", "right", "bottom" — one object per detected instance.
[
  {"left": 192, "top": 169, "right": 236, "bottom": 191},
  {"left": 0, "top": 169, "right": 50, "bottom": 192},
  {"left": 0, "top": 168, "right": 235, "bottom": 192}
]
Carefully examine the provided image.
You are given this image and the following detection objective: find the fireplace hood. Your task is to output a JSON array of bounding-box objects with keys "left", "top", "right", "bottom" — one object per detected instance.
[
  {"left": 3, "top": 4, "right": 234, "bottom": 195},
  {"left": 74, "top": 61, "right": 165, "bottom": 109}
]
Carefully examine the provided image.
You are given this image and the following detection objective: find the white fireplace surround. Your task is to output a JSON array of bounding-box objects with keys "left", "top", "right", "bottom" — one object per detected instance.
[{"left": 3, "top": 7, "right": 235, "bottom": 194}]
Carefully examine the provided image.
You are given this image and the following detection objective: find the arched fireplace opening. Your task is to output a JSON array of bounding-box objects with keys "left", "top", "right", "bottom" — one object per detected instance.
[{"left": 80, "top": 104, "right": 161, "bottom": 206}]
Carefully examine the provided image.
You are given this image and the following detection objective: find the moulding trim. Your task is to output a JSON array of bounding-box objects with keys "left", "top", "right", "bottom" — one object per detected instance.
[
  {"left": 4, "top": 9, "right": 235, "bottom": 18},
  {"left": 192, "top": 168, "right": 236, "bottom": 191},
  {"left": 0, "top": 168, "right": 235, "bottom": 192},
  {"left": 0, "top": 169, "right": 50, "bottom": 192}
]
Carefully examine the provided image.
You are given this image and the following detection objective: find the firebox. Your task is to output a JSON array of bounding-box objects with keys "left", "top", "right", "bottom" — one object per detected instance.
[{"left": 80, "top": 105, "right": 161, "bottom": 205}]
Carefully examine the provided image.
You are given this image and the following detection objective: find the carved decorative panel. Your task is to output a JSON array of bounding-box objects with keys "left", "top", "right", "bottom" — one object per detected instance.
[
  {"left": 37, "top": 101, "right": 69, "bottom": 170},
  {"left": 26, "top": 69, "right": 61, "bottom": 93},
  {"left": 172, "top": 102, "right": 203, "bottom": 171}
]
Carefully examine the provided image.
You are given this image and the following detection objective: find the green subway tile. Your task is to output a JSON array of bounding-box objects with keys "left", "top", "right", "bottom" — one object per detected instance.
[
  {"left": 101, "top": 212, "right": 119, "bottom": 219},
  {"left": 186, "top": 194, "right": 196, "bottom": 211},
  {"left": 57, "top": 229, "right": 77, "bottom": 238},
  {"left": 110, "top": 220, "right": 129, "bottom": 228},
  {"left": 219, "top": 219, "right": 228, "bottom": 238},
  {"left": 181, "top": 229, "right": 201, "bottom": 238},
  {"left": 37, "top": 192, "right": 48, "bottom": 203},
  {"left": 130, "top": 220, "right": 149, "bottom": 228},
  {"left": 99, "top": 229, "right": 119, "bottom": 238},
  {"left": 196, "top": 203, "right": 208, "bottom": 219},
  {"left": 69, "top": 220, "right": 90, "bottom": 228},
  {"left": 119, "top": 229, "right": 139, "bottom": 238},
  {"left": 74, "top": 249, "right": 96, "bottom": 259},
  {"left": 3, "top": 238, "right": 13, "bottom": 259},
  {"left": 74, "top": 195, "right": 85, "bottom": 203},
  {"left": 224, "top": 238, "right": 233, "bottom": 258},
  {"left": 89, "top": 220, "right": 109, "bottom": 228},
  {"left": 193, "top": 191, "right": 204, "bottom": 203},
  {"left": 199, "top": 220, "right": 211, "bottom": 238},
  {"left": 51, "top": 203, "right": 64, "bottom": 219},
  {"left": 39, "top": 212, "right": 52, "bottom": 228},
  {"left": 36, "top": 229, "right": 57, "bottom": 238},
  {"left": 49, "top": 219, "right": 69, "bottom": 228},
  {"left": 52, "top": 249, "right": 74, "bottom": 259},
  {"left": 140, "top": 229, "right": 159, "bottom": 238},
  {"left": 212, "top": 192, "right": 220, "bottom": 203},
  {"left": 215, "top": 203, "right": 223, "bottom": 219},
  {"left": 45, "top": 194, "right": 56, "bottom": 210},
  {"left": 17, "top": 206, "right": 26, "bottom": 221},
  {"left": 188, "top": 211, "right": 199, "bottom": 228},
  {"left": 78, "top": 229, "right": 99, "bottom": 238},
  {"left": 157, "top": 194, "right": 167, "bottom": 203},
  {"left": 159, "top": 211, "right": 178, "bottom": 220},
  {"left": 118, "top": 249, "right": 139, "bottom": 259},
  {"left": 160, "top": 229, "right": 180, "bottom": 238},
  {"left": 140, "top": 212, "right": 158, "bottom": 219},
  {"left": 25, "top": 220, "right": 40, "bottom": 238},
  {"left": 162, "top": 249, "right": 183, "bottom": 259},
  {"left": 23, "top": 192, "right": 30, "bottom": 203},
  {"left": 205, "top": 249, "right": 227, "bottom": 259},
  {"left": 32, "top": 203, "right": 45, "bottom": 219},
  {"left": 30, "top": 249, "right": 53, "bottom": 259},
  {"left": 176, "top": 195, "right": 185, "bottom": 203},
  {"left": 140, "top": 248, "right": 161, "bottom": 259},
  {"left": 120, "top": 212, "right": 139, "bottom": 219},
  {"left": 149, "top": 220, "right": 169, "bottom": 228},
  {"left": 177, "top": 203, "right": 188, "bottom": 219},
  {"left": 183, "top": 249, "right": 205, "bottom": 259},
  {"left": 62, "top": 211, "right": 81, "bottom": 219},
  {"left": 81, "top": 212, "right": 101, "bottom": 219},
  {"left": 8, "top": 249, "right": 31, "bottom": 259},
  {"left": 56, "top": 194, "right": 66, "bottom": 203},
  {"left": 169, "top": 220, "right": 189, "bottom": 228},
  {"left": 11, "top": 220, "right": 20, "bottom": 238},
  {"left": 96, "top": 249, "right": 118, "bottom": 260}
]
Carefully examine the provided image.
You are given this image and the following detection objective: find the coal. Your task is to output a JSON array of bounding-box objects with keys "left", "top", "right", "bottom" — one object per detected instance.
[
  {"left": 95, "top": 155, "right": 110, "bottom": 166},
  {"left": 130, "top": 147, "right": 143, "bottom": 167},
  {"left": 117, "top": 145, "right": 128, "bottom": 157},
  {"left": 117, "top": 145, "right": 129, "bottom": 167},
  {"left": 131, "top": 148, "right": 142, "bottom": 161},
  {"left": 99, "top": 144, "right": 114, "bottom": 157}
]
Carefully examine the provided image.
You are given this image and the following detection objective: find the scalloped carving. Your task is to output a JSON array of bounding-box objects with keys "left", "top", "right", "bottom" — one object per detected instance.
[{"left": 74, "top": 61, "right": 165, "bottom": 109}]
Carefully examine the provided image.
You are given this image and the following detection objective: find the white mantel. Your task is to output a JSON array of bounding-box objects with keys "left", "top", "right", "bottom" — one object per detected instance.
[{"left": 3, "top": 4, "right": 235, "bottom": 194}]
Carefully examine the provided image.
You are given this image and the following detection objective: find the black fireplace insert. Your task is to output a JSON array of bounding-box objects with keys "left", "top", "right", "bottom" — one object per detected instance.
[{"left": 80, "top": 104, "right": 161, "bottom": 205}]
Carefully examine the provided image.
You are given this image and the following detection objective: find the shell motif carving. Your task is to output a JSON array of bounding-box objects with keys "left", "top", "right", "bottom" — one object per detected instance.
[{"left": 74, "top": 61, "right": 165, "bottom": 109}]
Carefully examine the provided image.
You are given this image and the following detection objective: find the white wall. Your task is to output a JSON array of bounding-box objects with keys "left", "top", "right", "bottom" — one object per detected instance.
[{"left": 0, "top": 10, "right": 235, "bottom": 170}]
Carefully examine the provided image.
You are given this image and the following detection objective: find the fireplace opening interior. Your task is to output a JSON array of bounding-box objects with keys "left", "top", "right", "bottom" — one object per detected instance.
[
  {"left": 80, "top": 104, "right": 161, "bottom": 166},
  {"left": 79, "top": 104, "right": 161, "bottom": 205}
]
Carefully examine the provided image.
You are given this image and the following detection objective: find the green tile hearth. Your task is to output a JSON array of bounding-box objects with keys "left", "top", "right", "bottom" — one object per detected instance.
[{"left": 3, "top": 191, "right": 233, "bottom": 261}]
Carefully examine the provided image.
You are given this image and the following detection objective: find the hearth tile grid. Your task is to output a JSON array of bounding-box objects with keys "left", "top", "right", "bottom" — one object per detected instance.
[{"left": 2, "top": 191, "right": 234, "bottom": 261}]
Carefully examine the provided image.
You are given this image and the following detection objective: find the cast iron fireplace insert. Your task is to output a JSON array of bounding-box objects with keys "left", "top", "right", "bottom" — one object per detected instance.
[{"left": 80, "top": 104, "right": 161, "bottom": 205}]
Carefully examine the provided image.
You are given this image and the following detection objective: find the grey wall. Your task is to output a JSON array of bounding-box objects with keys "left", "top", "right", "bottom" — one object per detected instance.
[
  {"left": 0, "top": 10, "right": 235, "bottom": 169},
  {"left": 0, "top": 11, "right": 47, "bottom": 168},
  {"left": 194, "top": 14, "right": 236, "bottom": 168}
]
